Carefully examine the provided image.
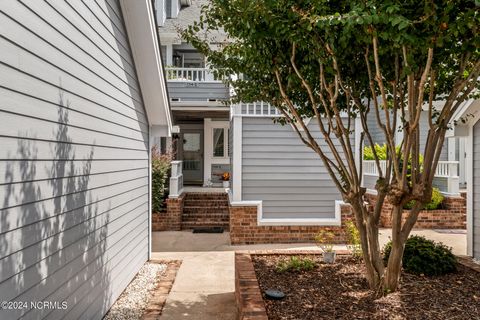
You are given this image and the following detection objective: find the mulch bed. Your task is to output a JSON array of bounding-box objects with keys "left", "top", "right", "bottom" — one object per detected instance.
[{"left": 252, "top": 255, "right": 480, "bottom": 320}]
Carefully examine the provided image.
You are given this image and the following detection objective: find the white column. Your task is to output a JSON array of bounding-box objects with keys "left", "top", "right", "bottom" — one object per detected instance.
[
  {"left": 448, "top": 137, "right": 456, "bottom": 161},
  {"left": 232, "top": 115, "right": 243, "bottom": 201},
  {"left": 459, "top": 137, "right": 466, "bottom": 186},
  {"left": 466, "top": 124, "right": 474, "bottom": 256},
  {"left": 166, "top": 44, "right": 173, "bottom": 66},
  {"left": 204, "top": 118, "right": 213, "bottom": 185}
]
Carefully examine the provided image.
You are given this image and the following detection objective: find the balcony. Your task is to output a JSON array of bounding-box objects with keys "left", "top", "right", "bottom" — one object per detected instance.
[{"left": 165, "top": 67, "right": 230, "bottom": 103}]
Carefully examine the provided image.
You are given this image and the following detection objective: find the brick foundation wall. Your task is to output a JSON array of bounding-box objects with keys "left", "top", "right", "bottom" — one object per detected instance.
[
  {"left": 229, "top": 204, "right": 354, "bottom": 245},
  {"left": 152, "top": 193, "right": 185, "bottom": 231},
  {"left": 366, "top": 192, "right": 466, "bottom": 229}
]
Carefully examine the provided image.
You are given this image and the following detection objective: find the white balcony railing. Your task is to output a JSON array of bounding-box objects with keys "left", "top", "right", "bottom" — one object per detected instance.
[
  {"left": 169, "top": 161, "right": 184, "bottom": 198},
  {"left": 231, "top": 102, "right": 282, "bottom": 117},
  {"left": 166, "top": 67, "right": 223, "bottom": 82},
  {"left": 363, "top": 160, "right": 459, "bottom": 194}
]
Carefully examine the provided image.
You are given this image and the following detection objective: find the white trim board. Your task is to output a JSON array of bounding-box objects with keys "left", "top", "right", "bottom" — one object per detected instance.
[
  {"left": 204, "top": 118, "right": 230, "bottom": 185},
  {"left": 228, "top": 191, "right": 343, "bottom": 226},
  {"left": 232, "top": 115, "right": 243, "bottom": 201}
]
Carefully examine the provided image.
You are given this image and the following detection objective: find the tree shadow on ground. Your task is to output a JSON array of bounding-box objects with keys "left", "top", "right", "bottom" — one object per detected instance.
[{"left": 160, "top": 291, "right": 237, "bottom": 320}]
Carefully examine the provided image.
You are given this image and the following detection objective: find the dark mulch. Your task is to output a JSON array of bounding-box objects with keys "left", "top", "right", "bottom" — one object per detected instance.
[{"left": 252, "top": 255, "right": 480, "bottom": 320}]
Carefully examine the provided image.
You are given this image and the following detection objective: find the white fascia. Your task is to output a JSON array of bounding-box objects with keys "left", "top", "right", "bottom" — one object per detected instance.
[{"left": 120, "top": 0, "right": 173, "bottom": 134}]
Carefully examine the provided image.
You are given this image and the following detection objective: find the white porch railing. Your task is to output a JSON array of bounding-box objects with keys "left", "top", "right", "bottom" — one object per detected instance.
[
  {"left": 230, "top": 102, "right": 349, "bottom": 118},
  {"left": 363, "top": 160, "right": 459, "bottom": 194},
  {"left": 166, "top": 67, "right": 223, "bottom": 82},
  {"left": 169, "top": 161, "right": 184, "bottom": 198},
  {"left": 231, "top": 102, "right": 282, "bottom": 117},
  {"left": 363, "top": 160, "right": 387, "bottom": 176}
]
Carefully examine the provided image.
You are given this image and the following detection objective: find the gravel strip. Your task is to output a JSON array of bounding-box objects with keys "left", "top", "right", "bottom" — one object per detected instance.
[{"left": 104, "top": 262, "right": 167, "bottom": 320}]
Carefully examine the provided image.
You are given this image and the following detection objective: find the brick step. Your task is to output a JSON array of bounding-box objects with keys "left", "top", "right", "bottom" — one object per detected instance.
[
  {"left": 183, "top": 207, "right": 229, "bottom": 214},
  {"left": 184, "top": 193, "right": 228, "bottom": 200},
  {"left": 182, "top": 215, "right": 229, "bottom": 221},
  {"left": 182, "top": 212, "right": 229, "bottom": 219},
  {"left": 182, "top": 201, "right": 229, "bottom": 207}
]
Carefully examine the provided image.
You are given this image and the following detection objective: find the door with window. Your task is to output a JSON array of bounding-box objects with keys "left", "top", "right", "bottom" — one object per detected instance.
[{"left": 179, "top": 130, "right": 203, "bottom": 185}]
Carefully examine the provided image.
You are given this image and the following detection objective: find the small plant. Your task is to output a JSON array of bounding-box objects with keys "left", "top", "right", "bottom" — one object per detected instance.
[
  {"left": 276, "top": 256, "right": 316, "bottom": 273},
  {"left": 383, "top": 235, "right": 457, "bottom": 276},
  {"left": 345, "top": 221, "right": 362, "bottom": 258},
  {"left": 315, "top": 230, "right": 335, "bottom": 252},
  {"left": 403, "top": 187, "right": 444, "bottom": 210},
  {"left": 315, "top": 230, "right": 337, "bottom": 263},
  {"left": 151, "top": 146, "right": 173, "bottom": 212}
]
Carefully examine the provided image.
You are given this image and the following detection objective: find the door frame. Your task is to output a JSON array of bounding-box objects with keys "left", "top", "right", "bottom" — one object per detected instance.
[
  {"left": 204, "top": 118, "right": 230, "bottom": 185},
  {"left": 178, "top": 123, "right": 204, "bottom": 185}
]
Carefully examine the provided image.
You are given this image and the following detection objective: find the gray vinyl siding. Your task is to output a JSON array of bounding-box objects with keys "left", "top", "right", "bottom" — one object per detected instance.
[
  {"left": 365, "top": 106, "right": 388, "bottom": 146},
  {"left": 241, "top": 118, "right": 345, "bottom": 219},
  {"left": 365, "top": 109, "right": 448, "bottom": 161},
  {"left": 363, "top": 175, "right": 379, "bottom": 190},
  {"left": 473, "top": 121, "right": 480, "bottom": 259},
  {"left": 167, "top": 82, "right": 229, "bottom": 102},
  {"left": 0, "top": 2, "right": 149, "bottom": 320},
  {"left": 419, "top": 111, "right": 448, "bottom": 161}
]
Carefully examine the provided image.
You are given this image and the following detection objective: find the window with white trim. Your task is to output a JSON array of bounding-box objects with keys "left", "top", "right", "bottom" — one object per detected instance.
[{"left": 212, "top": 127, "right": 228, "bottom": 158}]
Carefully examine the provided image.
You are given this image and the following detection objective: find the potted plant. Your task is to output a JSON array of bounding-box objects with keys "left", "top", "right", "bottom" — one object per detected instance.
[
  {"left": 315, "top": 230, "right": 336, "bottom": 263},
  {"left": 221, "top": 172, "right": 230, "bottom": 188}
]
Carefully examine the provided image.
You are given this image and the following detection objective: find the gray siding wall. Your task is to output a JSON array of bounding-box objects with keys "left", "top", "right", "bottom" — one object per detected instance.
[
  {"left": 167, "top": 82, "right": 229, "bottom": 102},
  {"left": 363, "top": 175, "right": 378, "bottom": 191},
  {"left": 365, "top": 109, "right": 448, "bottom": 161},
  {"left": 473, "top": 121, "right": 480, "bottom": 259},
  {"left": 419, "top": 111, "right": 448, "bottom": 161},
  {"left": 241, "top": 118, "right": 344, "bottom": 219},
  {"left": 0, "top": 1, "right": 149, "bottom": 320},
  {"left": 365, "top": 106, "right": 388, "bottom": 146}
]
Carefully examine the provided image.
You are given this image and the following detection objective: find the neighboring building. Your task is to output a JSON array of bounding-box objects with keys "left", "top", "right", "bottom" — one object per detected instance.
[
  {"left": 364, "top": 106, "right": 463, "bottom": 195},
  {"left": 156, "top": 0, "right": 230, "bottom": 186},
  {"left": 0, "top": 1, "right": 171, "bottom": 319},
  {"left": 154, "top": 0, "right": 464, "bottom": 244},
  {"left": 448, "top": 98, "right": 480, "bottom": 260},
  {"left": 155, "top": 0, "right": 354, "bottom": 243}
]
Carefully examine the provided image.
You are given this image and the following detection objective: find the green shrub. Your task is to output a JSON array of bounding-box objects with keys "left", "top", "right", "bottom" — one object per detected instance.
[
  {"left": 276, "top": 256, "right": 316, "bottom": 273},
  {"left": 345, "top": 221, "right": 362, "bottom": 258},
  {"left": 152, "top": 146, "right": 173, "bottom": 212},
  {"left": 383, "top": 236, "right": 457, "bottom": 276},
  {"left": 363, "top": 143, "right": 388, "bottom": 160},
  {"left": 403, "top": 187, "right": 444, "bottom": 210}
]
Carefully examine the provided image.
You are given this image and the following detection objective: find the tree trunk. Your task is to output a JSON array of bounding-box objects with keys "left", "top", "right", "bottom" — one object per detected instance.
[
  {"left": 350, "top": 197, "right": 384, "bottom": 289},
  {"left": 383, "top": 230, "right": 405, "bottom": 292},
  {"left": 382, "top": 204, "right": 403, "bottom": 291}
]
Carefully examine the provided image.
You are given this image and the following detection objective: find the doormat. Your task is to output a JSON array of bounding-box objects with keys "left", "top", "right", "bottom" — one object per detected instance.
[{"left": 192, "top": 227, "right": 224, "bottom": 233}]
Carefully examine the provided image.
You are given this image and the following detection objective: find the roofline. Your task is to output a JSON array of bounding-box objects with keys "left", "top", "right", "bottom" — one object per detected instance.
[{"left": 120, "top": 0, "right": 173, "bottom": 134}]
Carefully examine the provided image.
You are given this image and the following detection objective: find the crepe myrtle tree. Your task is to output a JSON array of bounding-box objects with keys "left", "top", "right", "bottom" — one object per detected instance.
[{"left": 183, "top": 1, "right": 480, "bottom": 292}]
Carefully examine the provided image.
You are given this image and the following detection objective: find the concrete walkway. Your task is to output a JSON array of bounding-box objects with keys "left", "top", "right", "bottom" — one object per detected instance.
[{"left": 151, "top": 229, "right": 467, "bottom": 319}]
